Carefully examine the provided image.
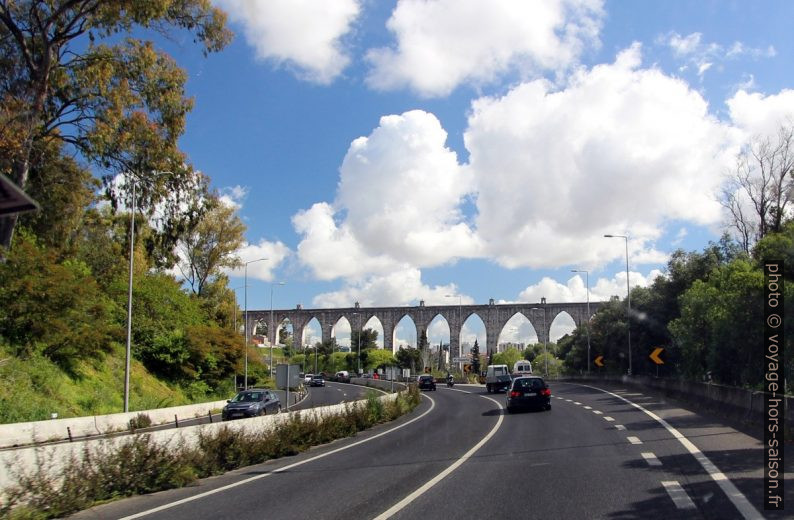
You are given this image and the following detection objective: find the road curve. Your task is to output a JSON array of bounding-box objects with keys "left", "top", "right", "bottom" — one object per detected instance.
[{"left": 69, "top": 382, "right": 791, "bottom": 519}]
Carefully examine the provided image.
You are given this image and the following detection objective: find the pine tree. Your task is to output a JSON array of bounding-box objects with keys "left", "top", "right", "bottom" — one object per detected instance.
[{"left": 471, "top": 339, "right": 481, "bottom": 374}]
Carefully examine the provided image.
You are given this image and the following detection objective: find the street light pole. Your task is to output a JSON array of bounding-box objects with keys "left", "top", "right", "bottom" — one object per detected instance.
[
  {"left": 244, "top": 257, "right": 268, "bottom": 389},
  {"left": 123, "top": 177, "right": 136, "bottom": 413},
  {"left": 270, "top": 281, "right": 285, "bottom": 378},
  {"left": 605, "top": 234, "right": 632, "bottom": 375},
  {"left": 124, "top": 170, "right": 171, "bottom": 413},
  {"left": 572, "top": 269, "right": 592, "bottom": 375}
]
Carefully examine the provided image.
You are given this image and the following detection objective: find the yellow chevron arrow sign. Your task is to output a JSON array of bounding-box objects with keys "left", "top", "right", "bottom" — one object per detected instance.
[
  {"left": 650, "top": 347, "right": 664, "bottom": 365},
  {"left": 594, "top": 355, "right": 604, "bottom": 367}
]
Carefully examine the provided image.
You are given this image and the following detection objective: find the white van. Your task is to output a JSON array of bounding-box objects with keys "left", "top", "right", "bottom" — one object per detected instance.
[
  {"left": 512, "top": 360, "right": 533, "bottom": 377},
  {"left": 485, "top": 364, "right": 511, "bottom": 393}
]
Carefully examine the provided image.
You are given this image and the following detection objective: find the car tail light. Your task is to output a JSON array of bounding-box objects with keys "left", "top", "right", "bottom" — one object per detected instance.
[
  {"left": 509, "top": 391, "right": 521, "bottom": 398},
  {"left": 541, "top": 388, "right": 551, "bottom": 397}
]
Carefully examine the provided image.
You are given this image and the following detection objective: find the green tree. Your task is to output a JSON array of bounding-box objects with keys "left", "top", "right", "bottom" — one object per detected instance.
[
  {"left": 395, "top": 346, "right": 422, "bottom": 372},
  {"left": 350, "top": 328, "right": 379, "bottom": 351},
  {"left": 670, "top": 259, "right": 768, "bottom": 387},
  {"left": 17, "top": 140, "right": 99, "bottom": 253},
  {"left": 471, "top": 339, "right": 481, "bottom": 374},
  {"left": 183, "top": 324, "right": 243, "bottom": 395},
  {"left": 0, "top": 232, "right": 118, "bottom": 371},
  {"left": 366, "top": 349, "right": 396, "bottom": 372},
  {"left": 0, "top": 0, "right": 232, "bottom": 251},
  {"left": 492, "top": 347, "right": 523, "bottom": 371},
  {"left": 110, "top": 271, "right": 205, "bottom": 380},
  {"left": 177, "top": 196, "right": 245, "bottom": 295}
]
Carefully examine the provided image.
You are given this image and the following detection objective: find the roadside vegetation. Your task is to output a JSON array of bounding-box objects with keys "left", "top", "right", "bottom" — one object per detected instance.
[
  {"left": 0, "top": 387, "right": 421, "bottom": 520},
  {"left": 0, "top": 2, "right": 271, "bottom": 422}
]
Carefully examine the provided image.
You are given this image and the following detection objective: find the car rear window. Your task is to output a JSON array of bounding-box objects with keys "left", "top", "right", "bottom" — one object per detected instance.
[{"left": 514, "top": 379, "right": 544, "bottom": 390}]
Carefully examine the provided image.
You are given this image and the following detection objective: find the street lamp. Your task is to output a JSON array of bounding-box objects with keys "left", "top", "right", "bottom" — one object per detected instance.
[
  {"left": 124, "top": 170, "right": 171, "bottom": 413},
  {"left": 604, "top": 234, "right": 632, "bottom": 375},
  {"left": 244, "top": 257, "right": 268, "bottom": 389},
  {"left": 571, "top": 269, "right": 592, "bottom": 375},
  {"left": 530, "top": 307, "right": 548, "bottom": 377},
  {"left": 270, "top": 281, "right": 286, "bottom": 378}
]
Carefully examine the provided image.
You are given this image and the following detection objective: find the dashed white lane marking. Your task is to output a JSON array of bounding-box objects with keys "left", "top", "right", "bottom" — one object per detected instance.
[
  {"left": 662, "top": 481, "right": 696, "bottom": 510},
  {"left": 593, "top": 410, "right": 603, "bottom": 415},
  {"left": 374, "top": 394, "right": 504, "bottom": 520},
  {"left": 627, "top": 436, "right": 643, "bottom": 445},
  {"left": 615, "top": 425, "right": 626, "bottom": 431},
  {"left": 583, "top": 405, "right": 592, "bottom": 410},
  {"left": 641, "top": 452, "right": 662, "bottom": 466},
  {"left": 620, "top": 393, "right": 644, "bottom": 396},
  {"left": 573, "top": 402, "right": 582, "bottom": 405},
  {"left": 603, "top": 416, "right": 615, "bottom": 422},
  {"left": 119, "top": 394, "right": 438, "bottom": 520},
  {"left": 556, "top": 396, "right": 564, "bottom": 400},
  {"left": 565, "top": 399, "right": 572, "bottom": 402},
  {"left": 574, "top": 382, "right": 763, "bottom": 520}
]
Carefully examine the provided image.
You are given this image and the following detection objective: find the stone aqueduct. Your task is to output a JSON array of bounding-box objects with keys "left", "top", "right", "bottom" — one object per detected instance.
[{"left": 245, "top": 299, "right": 604, "bottom": 356}]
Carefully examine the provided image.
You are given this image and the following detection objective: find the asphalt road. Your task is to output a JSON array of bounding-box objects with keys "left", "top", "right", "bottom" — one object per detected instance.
[
  {"left": 71, "top": 382, "right": 792, "bottom": 520},
  {"left": 134, "top": 382, "right": 374, "bottom": 432}
]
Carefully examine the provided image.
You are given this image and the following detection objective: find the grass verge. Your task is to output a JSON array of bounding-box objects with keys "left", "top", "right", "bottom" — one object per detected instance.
[{"left": 0, "top": 386, "right": 421, "bottom": 519}]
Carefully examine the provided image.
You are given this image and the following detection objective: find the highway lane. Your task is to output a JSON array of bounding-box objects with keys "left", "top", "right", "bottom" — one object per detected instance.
[
  {"left": 392, "top": 382, "right": 790, "bottom": 519},
  {"left": 71, "top": 387, "right": 500, "bottom": 520},
  {"left": 70, "top": 382, "right": 788, "bottom": 519}
]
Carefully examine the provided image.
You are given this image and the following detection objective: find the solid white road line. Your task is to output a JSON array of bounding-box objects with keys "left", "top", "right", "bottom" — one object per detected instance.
[
  {"left": 373, "top": 394, "right": 505, "bottom": 520},
  {"left": 627, "top": 436, "right": 643, "bottom": 445},
  {"left": 641, "top": 452, "right": 662, "bottom": 466},
  {"left": 119, "top": 394, "right": 437, "bottom": 520},
  {"left": 574, "top": 383, "right": 763, "bottom": 520},
  {"left": 662, "top": 481, "right": 697, "bottom": 510}
]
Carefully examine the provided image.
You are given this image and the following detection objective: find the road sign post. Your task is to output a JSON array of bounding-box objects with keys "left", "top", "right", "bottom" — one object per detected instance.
[{"left": 650, "top": 347, "right": 664, "bottom": 377}]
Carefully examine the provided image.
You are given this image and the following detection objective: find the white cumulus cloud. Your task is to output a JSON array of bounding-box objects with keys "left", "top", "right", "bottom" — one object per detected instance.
[
  {"left": 365, "top": 0, "right": 604, "bottom": 97},
  {"left": 216, "top": 0, "right": 361, "bottom": 84},
  {"left": 466, "top": 43, "right": 737, "bottom": 269},
  {"left": 294, "top": 110, "right": 481, "bottom": 281},
  {"left": 228, "top": 239, "right": 291, "bottom": 281},
  {"left": 518, "top": 270, "right": 664, "bottom": 303},
  {"left": 311, "top": 267, "right": 473, "bottom": 308}
]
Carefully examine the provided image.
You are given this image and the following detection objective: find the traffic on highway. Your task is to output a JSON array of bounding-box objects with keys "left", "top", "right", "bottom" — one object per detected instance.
[{"left": 70, "top": 378, "right": 789, "bottom": 520}]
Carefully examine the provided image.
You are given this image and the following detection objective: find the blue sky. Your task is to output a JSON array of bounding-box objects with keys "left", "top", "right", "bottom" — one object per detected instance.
[{"left": 157, "top": 1, "right": 793, "bottom": 348}]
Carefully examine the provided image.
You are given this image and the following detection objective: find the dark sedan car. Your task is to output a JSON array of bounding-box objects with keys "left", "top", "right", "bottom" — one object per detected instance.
[
  {"left": 222, "top": 389, "right": 281, "bottom": 420},
  {"left": 505, "top": 376, "right": 551, "bottom": 412},
  {"left": 310, "top": 375, "right": 325, "bottom": 387},
  {"left": 417, "top": 374, "right": 436, "bottom": 391}
]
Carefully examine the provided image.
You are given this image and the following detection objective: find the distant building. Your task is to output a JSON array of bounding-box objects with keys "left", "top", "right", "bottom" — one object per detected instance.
[{"left": 498, "top": 342, "right": 526, "bottom": 352}]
